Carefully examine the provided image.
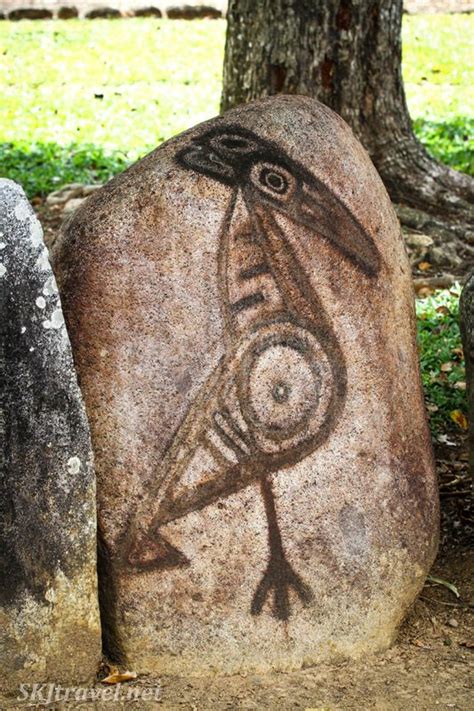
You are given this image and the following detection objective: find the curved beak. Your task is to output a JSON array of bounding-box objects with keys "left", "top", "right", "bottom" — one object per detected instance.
[
  {"left": 177, "top": 144, "right": 236, "bottom": 185},
  {"left": 283, "top": 181, "right": 382, "bottom": 277}
]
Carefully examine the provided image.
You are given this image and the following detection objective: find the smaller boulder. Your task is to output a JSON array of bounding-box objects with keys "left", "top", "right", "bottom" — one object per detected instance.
[
  {"left": 9, "top": 8, "right": 53, "bottom": 20},
  {"left": 134, "top": 6, "right": 162, "bottom": 17},
  {"left": 63, "top": 197, "right": 86, "bottom": 215},
  {"left": 0, "top": 179, "right": 101, "bottom": 688},
  {"left": 86, "top": 7, "right": 122, "bottom": 19},
  {"left": 57, "top": 6, "right": 79, "bottom": 19},
  {"left": 166, "top": 4, "right": 222, "bottom": 19}
]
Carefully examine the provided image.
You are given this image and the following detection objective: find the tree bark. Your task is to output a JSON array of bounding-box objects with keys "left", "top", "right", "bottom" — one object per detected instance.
[{"left": 221, "top": 0, "right": 474, "bottom": 248}]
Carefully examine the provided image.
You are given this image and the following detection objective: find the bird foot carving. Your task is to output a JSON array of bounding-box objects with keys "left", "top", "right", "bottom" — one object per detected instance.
[{"left": 250, "top": 555, "right": 313, "bottom": 621}]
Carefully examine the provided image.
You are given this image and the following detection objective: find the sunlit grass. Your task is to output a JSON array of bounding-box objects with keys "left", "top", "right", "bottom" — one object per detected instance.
[
  {"left": 0, "top": 19, "right": 224, "bottom": 154},
  {"left": 0, "top": 14, "right": 472, "bottom": 196}
]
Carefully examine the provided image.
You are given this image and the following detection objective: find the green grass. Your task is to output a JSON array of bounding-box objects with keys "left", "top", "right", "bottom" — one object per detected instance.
[
  {"left": 0, "top": 14, "right": 472, "bottom": 197},
  {"left": 403, "top": 13, "right": 474, "bottom": 175},
  {"left": 416, "top": 285, "right": 467, "bottom": 436},
  {"left": 0, "top": 19, "right": 224, "bottom": 194}
]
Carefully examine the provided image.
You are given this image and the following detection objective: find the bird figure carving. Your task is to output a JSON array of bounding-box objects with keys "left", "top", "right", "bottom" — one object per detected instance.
[{"left": 125, "top": 125, "right": 381, "bottom": 621}]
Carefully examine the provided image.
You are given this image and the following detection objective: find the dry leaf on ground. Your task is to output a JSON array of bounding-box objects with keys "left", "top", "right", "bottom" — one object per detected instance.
[
  {"left": 101, "top": 670, "right": 138, "bottom": 685},
  {"left": 450, "top": 410, "right": 468, "bottom": 430}
]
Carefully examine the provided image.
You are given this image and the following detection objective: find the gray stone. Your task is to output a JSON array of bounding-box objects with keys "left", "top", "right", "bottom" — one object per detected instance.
[
  {"left": 460, "top": 271, "right": 474, "bottom": 479},
  {"left": 0, "top": 180, "right": 101, "bottom": 689},
  {"left": 404, "top": 233, "right": 434, "bottom": 250},
  {"left": 428, "top": 244, "right": 462, "bottom": 269},
  {"left": 82, "top": 184, "right": 103, "bottom": 196},
  {"left": 54, "top": 96, "right": 439, "bottom": 675},
  {"left": 63, "top": 197, "right": 86, "bottom": 215}
]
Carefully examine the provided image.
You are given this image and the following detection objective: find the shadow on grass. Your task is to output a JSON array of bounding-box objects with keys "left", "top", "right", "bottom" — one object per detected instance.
[
  {"left": 0, "top": 118, "right": 472, "bottom": 199},
  {"left": 0, "top": 141, "right": 137, "bottom": 199},
  {"left": 413, "top": 116, "right": 474, "bottom": 177}
]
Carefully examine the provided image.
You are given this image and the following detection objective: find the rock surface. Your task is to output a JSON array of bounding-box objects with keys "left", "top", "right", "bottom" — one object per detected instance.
[
  {"left": 460, "top": 271, "right": 474, "bottom": 479},
  {"left": 0, "top": 180, "right": 101, "bottom": 688},
  {"left": 46, "top": 182, "right": 102, "bottom": 217},
  {"left": 54, "top": 96, "right": 439, "bottom": 675}
]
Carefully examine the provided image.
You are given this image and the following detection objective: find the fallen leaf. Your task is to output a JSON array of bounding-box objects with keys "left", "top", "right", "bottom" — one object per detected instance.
[
  {"left": 441, "top": 362, "right": 453, "bottom": 372},
  {"left": 412, "top": 639, "right": 432, "bottom": 649},
  {"left": 452, "top": 347, "right": 464, "bottom": 357},
  {"left": 459, "top": 640, "right": 474, "bottom": 649},
  {"left": 435, "top": 305, "right": 450, "bottom": 315},
  {"left": 415, "top": 286, "right": 435, "bottom": 298},
  {"left": 101, "top": 670, "right": 138, "bottom": 685},
  {"left": 418, "top": 261, "right": 432, "bottom": 271},
  {"left": 436, "top": 434, "right": 456, "bottom": 446},
  {"left": 426, "top": 576, "right": 460, "bottom": 598},
  {"left": 454, "top": 381, "right": 466, "bottom": 391},
  {"left": 450, "top": 410, "right": 468, "bottom": 430}
]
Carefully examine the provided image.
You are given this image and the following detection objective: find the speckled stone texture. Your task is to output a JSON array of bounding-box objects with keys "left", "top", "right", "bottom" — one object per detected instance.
[
  {"left": 0, "top": 180, "right": 100, "bottom": 689},
  {"left": 54, "top": 96, "right": 439, "bottom": 675},
  {"left": 460, "top": 271, "right": 474, "bottom": 479}
]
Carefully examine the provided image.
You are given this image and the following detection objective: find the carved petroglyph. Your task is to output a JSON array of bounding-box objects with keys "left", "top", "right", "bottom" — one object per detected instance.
[{"left": 125, "top": 126, "right": 381, "bottom": 620}]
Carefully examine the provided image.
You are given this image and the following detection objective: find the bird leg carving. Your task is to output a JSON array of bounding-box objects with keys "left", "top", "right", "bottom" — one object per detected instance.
[{"left": 251, "top": 475, "right": 313, "bottom": 621}]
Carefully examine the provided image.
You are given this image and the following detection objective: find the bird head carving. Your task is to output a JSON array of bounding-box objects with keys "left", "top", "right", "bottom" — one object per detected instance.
[{"left": 177, "top": 125, "right": 381, "bottom": 277}]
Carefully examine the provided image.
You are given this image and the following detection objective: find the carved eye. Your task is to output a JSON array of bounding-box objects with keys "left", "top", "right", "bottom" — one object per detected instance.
[
  {"left": 250, "top": 161, "right": 296, "bottom": 200},
  {"left": 210, "top": 133, "right": 258, "bottom": 156}
]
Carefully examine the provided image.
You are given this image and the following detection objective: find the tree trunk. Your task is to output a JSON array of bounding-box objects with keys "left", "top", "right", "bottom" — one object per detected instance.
[{"left": 221, "top": 0, "right": 474, "bottom": 262}]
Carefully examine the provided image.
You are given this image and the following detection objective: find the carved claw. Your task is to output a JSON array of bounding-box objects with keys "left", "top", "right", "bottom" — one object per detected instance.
[{"left": 251, "top": 556, "right": 313, "bottom": 621}]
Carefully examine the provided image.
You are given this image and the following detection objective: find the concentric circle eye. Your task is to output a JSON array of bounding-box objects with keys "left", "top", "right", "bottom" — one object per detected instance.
[
  {"left": 236, "top": 321, "right": 334, "bottom": 453},
  {"left": 260, "top": 168, "right": 288, "bottom": 194},
  {"left": 250, "top": 161, "right": 297, "bottom": 201}
]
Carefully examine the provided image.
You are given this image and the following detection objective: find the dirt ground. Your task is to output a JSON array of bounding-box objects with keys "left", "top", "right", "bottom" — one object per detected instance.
[
  {"left": 131, "top": 547, "right": 474, "bottom": 711},
  {"left": 2, "top": 202, "right": 472, "bottom": 710}
]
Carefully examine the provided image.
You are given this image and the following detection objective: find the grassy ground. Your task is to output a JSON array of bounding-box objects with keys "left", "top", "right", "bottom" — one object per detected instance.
[
  {"left": 0, "top": 13, "right": 473, "bottom": 197},
  {"left": 416, "top": 284, "right": 467, "bottom": 436}
]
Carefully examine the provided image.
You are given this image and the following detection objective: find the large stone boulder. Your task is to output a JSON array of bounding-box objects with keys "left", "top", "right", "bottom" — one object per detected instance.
[
  {"left": 460, "top": 272, "right": 474, "bottom": 479},
  {"left": 0, "top": 180, "right": 101, "bottom": 689},
  {"left": 53, "top": 96, "right": 439, "bottom": 675}
]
